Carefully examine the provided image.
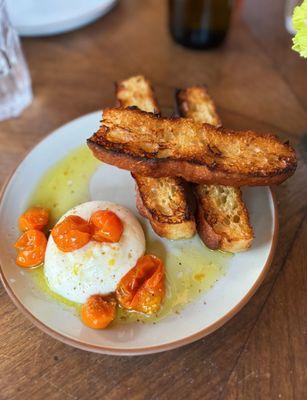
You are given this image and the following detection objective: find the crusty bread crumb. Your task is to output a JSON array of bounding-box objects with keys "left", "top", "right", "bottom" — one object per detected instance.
[
  {"left": 177, "top": 86, "right": 254, "bottom": 252},
  {"left": 134, "top": 175, "right": 196, "bottom": 239},
  {"left": 88, "top": 107, "right": 296, "bottom": 186},
  {"left": 115, "top": 75, "right": 196, "bottom": 239},
  {"left": 176, "top": 86, "right": 222, "bottom": 127},
  {"left": 195, "top": 184, "right": 253, "bottom": 252},
  {"left": 116, "top": 75, "right": 160, "bottom": 114}
]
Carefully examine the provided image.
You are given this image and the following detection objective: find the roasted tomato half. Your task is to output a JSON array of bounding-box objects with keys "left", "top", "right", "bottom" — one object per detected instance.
[
  {"left": 116, "top": 254, "right": 165, "bottom": 314},
  {"left": 19, "top": 207, "right": 49, "bottom": 231},
  {"left": 81, "top": 294, "right": 116, "bottom": 329},
  {"left": 14, "top": 229, "right": 47, "bottom": 268},
  {"left": 51, "top": 215, "right": 91, "bottom": 252},
  {"left": 90, "top": 210, "right": 123, "bottom": 243}
]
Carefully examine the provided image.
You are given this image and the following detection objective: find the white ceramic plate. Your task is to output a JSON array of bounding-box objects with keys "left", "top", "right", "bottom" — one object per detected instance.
[
  {"left": 7, "top": 0, "right": 117, "bottom": 37},
  {"left": 0, "top": 112, "right": 278, "bottom": 355}
]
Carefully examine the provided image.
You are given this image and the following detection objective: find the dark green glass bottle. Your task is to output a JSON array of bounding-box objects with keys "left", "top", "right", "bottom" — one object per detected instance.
[{"left": 169, "top": 0, "right": 232, "bottom": 49}]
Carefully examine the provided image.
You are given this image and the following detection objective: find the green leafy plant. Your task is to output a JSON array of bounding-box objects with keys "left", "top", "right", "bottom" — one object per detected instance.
[{"left": 292, "top": 0, "right": 307, "bottom": 57}]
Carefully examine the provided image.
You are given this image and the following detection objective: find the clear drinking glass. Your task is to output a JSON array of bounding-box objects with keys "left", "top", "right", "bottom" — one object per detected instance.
[{"left": 0, "top": 0, "right": 32, "bottom": 121}]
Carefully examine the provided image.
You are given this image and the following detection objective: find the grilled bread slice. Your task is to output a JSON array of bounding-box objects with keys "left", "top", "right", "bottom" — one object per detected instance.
[
  {"left": 116, "top": 75, "right": 160, "bottom": 114},
  {"left": 194, "top": 184, "right": 253, "bottom": 252},
  {"left": 88, "top": 107, "right": 297, "bottom": 186},
  {"left": 177, "top": 86, "right": 253, "bottom": 252},
  {"left": 133, "top": 174, "right": 196, "bottom": 239},
  {"left": 176, "top": 86, "right": 222, "bottom": 127},
  {"left": 115, "top": 75, "right": 196, "bottom": 239}
]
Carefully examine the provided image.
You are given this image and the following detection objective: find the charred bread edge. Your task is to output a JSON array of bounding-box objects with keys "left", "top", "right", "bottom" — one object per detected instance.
[{"left": 87, "top": 138, "right": 296, "bottom": 186}]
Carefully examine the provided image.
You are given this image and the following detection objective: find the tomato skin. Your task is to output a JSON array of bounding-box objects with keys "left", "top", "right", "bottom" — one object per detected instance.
[
  {"left": 116, "top": 255, "right": 165, "bottom": 314},
  {"left": 51, "top": 215, "right": 91, "bottom": 252},
  {"left": 81, "top": 294, "right": 116, "bottom": 329},
  {"left": 90, "top": 210, "right": 123, "bottom": 243},
  {"left": 14, "top": 229, "right": 47, "bottom": 268},
  {"left": 19, "top": 207, "right": 49, "bottom": 231}
]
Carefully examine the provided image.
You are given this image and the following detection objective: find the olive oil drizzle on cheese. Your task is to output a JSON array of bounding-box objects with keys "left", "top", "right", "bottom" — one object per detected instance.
[{"left": 29, "top": 145, "right": 231, "bottom": 324}]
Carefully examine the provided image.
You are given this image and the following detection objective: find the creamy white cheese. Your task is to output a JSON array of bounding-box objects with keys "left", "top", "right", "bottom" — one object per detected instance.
[{"left": 44, "top": 201, "right": 145, "bottom": 303}]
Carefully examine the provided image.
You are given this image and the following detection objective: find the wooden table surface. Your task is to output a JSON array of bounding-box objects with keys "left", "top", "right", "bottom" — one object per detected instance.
[{"left": 1, "top": 1, "right": 306, "bottom": 399}]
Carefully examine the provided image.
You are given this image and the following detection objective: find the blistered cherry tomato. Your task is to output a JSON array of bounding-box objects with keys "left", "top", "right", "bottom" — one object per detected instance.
[
  {"left": 90, "top": 210, "right": 123, "bottom": 243},
  {"left": 14, "top": 229, "right": 47, "bottom": 268},
  {"left": 116, "top": 255, "right": 165, "bottom": 314},
  {"left": 51, "top": 215, "right": 91, "bottom": 252},
  {"left": 81, "top": 294, "right": 116, "bottom": 329},
  {"left": 19, "top": 207, "right": 49, "bottom": 231}
]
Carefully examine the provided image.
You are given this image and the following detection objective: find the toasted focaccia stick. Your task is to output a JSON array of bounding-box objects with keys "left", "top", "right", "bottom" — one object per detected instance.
[
  {"left": 116, "top": 75, "right": 196, "bottom": 240},
  {"left": 88, "top": 107, "right": 296, "bottom": 187},
  {"left": 176, "top": 86, "right": 254, "bottom": 252}
]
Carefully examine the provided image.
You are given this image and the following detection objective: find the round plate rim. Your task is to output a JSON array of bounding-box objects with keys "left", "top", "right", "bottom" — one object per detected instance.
[{"left": 0, "top": 112, "right": 279, "bottom": 356}]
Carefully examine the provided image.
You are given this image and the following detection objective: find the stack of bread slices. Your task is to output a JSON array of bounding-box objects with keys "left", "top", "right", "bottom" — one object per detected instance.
[{"left": 88, "top": 76, "right": 297, "bottom": 252}]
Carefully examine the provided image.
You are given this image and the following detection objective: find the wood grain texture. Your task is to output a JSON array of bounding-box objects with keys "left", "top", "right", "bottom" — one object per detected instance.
[{"left": 0, "top": 1, "right": 306, "bottom": 399}]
